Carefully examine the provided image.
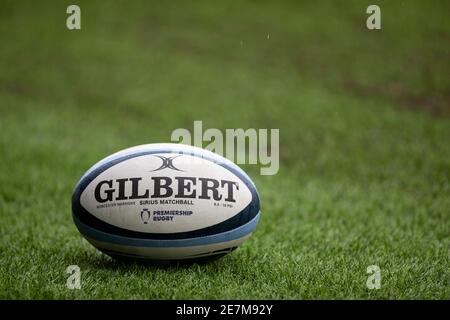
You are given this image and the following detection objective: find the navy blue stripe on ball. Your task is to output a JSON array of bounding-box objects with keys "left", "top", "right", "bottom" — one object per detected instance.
[
  {"left": 73, "top": 212, "right": 260, "bottom": 247},
  {"left": 72, "top": 147, "right": 260, "bottom": 240}
]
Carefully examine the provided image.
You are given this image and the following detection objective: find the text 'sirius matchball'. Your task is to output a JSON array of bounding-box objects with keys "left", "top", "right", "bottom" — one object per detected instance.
[{"left": 72, "top": 143, "right": 261, "bottom": 262}]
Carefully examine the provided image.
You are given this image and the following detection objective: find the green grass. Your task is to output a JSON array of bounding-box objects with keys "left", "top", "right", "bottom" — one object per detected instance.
[{"left": 0, "top": 0, "right": 449, "bottom": 299}]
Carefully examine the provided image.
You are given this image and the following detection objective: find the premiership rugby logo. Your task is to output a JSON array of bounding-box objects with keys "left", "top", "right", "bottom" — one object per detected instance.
[{"left": 140, "top": 208, "right": 151, "bottom": 224}]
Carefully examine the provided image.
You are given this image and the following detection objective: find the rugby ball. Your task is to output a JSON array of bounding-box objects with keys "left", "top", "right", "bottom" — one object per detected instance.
[{"left": 72, "top": 143, "right": 261, "bottom": 262}]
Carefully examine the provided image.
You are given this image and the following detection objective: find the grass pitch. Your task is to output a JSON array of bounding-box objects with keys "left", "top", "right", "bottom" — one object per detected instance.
[{"left": 0, "top": 1, "right": 449, "bottom": 299}]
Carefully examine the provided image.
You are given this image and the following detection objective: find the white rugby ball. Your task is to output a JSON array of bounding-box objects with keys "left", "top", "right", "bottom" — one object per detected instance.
[{"left": 72, "top": 143, "right": 261, "bottom": 262}]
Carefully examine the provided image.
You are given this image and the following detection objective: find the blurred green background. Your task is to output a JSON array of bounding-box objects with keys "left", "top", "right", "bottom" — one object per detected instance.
[{"left": 0, "top": 0, "right": 448, "bottom": 299}]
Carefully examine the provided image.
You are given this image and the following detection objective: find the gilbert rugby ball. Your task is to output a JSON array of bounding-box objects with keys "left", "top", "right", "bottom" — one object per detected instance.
[{"left": 72, "top": 143, "right": 260, "bottom": 262}]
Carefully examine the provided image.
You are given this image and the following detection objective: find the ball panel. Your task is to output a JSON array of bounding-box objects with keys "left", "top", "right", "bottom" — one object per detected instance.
[
  {"left": 72, "top": 147, "right": 260, "bottom": 240},
  {"left": 73, "top": 212, "right": 260, "bottom": 248},
  {"left": 85, "top": 235, "right": 251, "bottom": 261}
]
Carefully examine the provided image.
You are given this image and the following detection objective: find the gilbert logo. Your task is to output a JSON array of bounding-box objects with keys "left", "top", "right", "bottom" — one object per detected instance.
[{"left": 150, "top": 155, "right": 184, "bottom": 172}]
